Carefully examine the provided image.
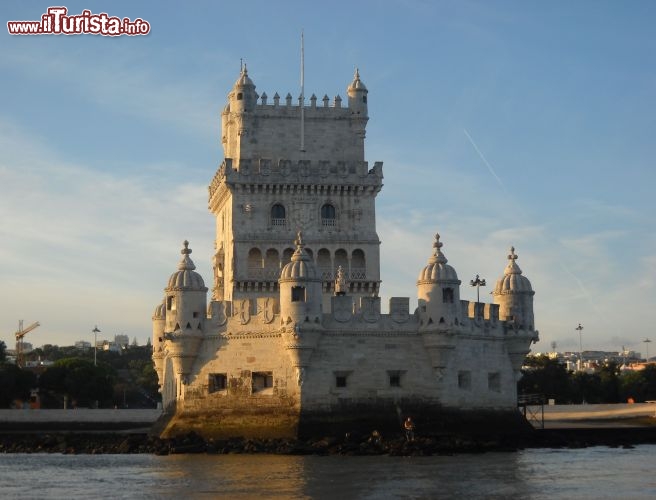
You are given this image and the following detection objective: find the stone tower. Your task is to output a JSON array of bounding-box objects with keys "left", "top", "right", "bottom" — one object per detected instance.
[
  {"left": 208, "top": 67, "right": 384, "bottom": 311},
  {"left": 152, "top": 65, "right": 540, "bottom": 440}
]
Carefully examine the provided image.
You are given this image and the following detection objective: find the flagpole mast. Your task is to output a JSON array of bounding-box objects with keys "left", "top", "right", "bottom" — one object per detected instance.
[{"left": 300, "top": 30, "right": 305, "bottom": 153}]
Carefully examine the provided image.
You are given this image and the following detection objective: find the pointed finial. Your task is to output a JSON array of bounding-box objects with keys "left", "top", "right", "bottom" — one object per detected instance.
[
  {"left": 295, "top": 231, "right": 304, "bottom": 247},
  {"left": 508, "top": 246, "right": 517, "bottom": 261},
  {"left": 433, "top": 233, "right": 443, "bottom": 251},
  {"left": 354, "top": 67, "right": 360, "bottom": 80},
  {"left": 181, "top": 240, "right": 192, "bottom": 255}
]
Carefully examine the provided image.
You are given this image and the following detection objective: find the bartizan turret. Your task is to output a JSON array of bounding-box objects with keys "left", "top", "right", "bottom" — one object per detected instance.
[
  {"left": 417, "top": 233, "right": 461, "bottom": 382},
  {"left": 347, "top": 68, "right": 368, "bottom": 155},
  {"left": 221, "top": 65, "right": 257, "bottom": 163},
  {"left": 492, "top": 246, "right": 539, "bottom": 377},
  {"left": 151, "top": 300, "right": 166, "bottom": 389},
  {"left": 279, "top": 232, "right": 323, "bottom": 385},
  {"left": 162, "top": 241, "right": 207, "bottom": 394},
  {"left": 492, "top": 247, "right": 535, "bottom": 330},
  {"left": 279, "top": 232, "right": 323, "bottom": 325},
  {"left": 417, "top": 233, "right": 462, "bottom": 329}
]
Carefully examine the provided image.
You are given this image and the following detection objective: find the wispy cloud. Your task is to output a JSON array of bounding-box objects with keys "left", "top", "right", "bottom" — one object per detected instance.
[{"left": 0, "top": 118, "right": 213, "bottom": 346}]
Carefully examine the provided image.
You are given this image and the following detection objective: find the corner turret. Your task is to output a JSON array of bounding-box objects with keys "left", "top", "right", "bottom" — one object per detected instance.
[
  {"left": 279, "top": 232, "right": 323, "bottom": 326},
  {"left": 347, "top": 68, "right": 368, "bottom": 116},
  {"left": 492, "top": 247, "right": 535, "bottom": 331},
  {"left": 416, "top": 233, "right": 462, "bottom": 328},
  {"left": 228, "top": 64, "right": 257, "bottom": 113},
  {"left": 162, "top": 241, "right": 207, "bottom": 390}
]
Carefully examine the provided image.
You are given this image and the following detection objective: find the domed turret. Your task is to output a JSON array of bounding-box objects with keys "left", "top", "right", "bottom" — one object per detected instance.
[
  {"left": 228, "top": 64, "right": 257, "bottom": 113},
  {"left": 347, "top": 68, "right": 368, "bottom": 116},
  {"left": 167, "top": 241, "right": 206, "bottom": 291},
  {"left": 279, "top": 232, "right": 322, "bottom": 325},
  {"left": 493, "top": 247, "right": 535, "bottom": 330},
  {"left": 164, "top": 240, "right": 208, "bottom": 334},
  {"left": 417, "top": 233, "right": 462, "bottom": 328}
]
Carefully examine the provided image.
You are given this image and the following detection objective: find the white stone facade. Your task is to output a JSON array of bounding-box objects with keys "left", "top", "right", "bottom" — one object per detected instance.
[{"left": 152, "top": 68, "right": 539, "bottom": 439}]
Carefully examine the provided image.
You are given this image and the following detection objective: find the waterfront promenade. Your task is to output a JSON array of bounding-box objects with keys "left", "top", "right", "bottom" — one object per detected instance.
[
  {"left": 1, "top": 404, "right": 654, "bottom": 431},
  {"left": 540, "top": 403, "right": 656, "bottom": 428},
  {"left": 0, "top": 408, "right": 162, "bottom": 431}
]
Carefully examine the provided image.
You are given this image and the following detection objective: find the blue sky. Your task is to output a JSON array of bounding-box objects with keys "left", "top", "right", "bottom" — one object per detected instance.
[{"left": 1, "top": 1, "right": 654, "bottom": 356}]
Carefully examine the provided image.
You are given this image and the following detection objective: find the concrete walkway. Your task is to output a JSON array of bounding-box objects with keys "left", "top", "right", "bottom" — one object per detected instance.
[
  {"left": 537, "top": 403, "right": 656, "bottom": 429},
  {"left": 0, "top": 409, "right": 162, "bottom": 423}
]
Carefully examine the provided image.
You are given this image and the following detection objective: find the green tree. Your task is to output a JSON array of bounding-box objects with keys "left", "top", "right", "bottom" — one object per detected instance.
[
  {"left": 0, "top": 340, "right": 6, "bottom": 363},
  {"left": 518, "top": 355, "right": 573, "bottom": 403},
  {"left": 598, "top": 361, "right": 621, "bottom": 403},
  {"left": 39, "top": 358, "right": 115, "bottom": 408},
  {"left": 620, "top": 365, "right": 656, "bottom": 402},
  {"left": 0, "top": 364, "right": 37, "bottom": 408}
]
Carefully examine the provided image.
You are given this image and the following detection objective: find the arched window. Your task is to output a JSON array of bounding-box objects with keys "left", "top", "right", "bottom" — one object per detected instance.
[
  {"left": 335, "top": 249, "right": 348, "bottom": 276},
  {"left": 270, "top": 204, "right": 286, "bottom": 226},
  {"left": 247, "top": 248, "right": 262, "bottom": 278},
  {"left": 321, "top": 203, "right": 336, "bottom": 226},
  {"left": 317, "top": 249, "right": 332, "bottom": 280},
  {"left": 282, "top": 247, "right": 294, "bottom": 267},
  {"left": 264, "top": 248, "right": 280, "bottom": 279},
  {"left": 351, "top": 249, "right": 366, "bottom": 280}
]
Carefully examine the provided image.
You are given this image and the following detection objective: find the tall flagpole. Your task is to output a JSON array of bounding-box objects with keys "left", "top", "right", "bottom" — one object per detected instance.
[{"left": 300, "top": 30, "right": 305, "bottom": 153}]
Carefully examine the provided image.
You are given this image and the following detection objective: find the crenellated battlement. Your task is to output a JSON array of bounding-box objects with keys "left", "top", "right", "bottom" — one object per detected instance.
[{"left": 252, "top": 92, "right": 351, "bottom": 112}]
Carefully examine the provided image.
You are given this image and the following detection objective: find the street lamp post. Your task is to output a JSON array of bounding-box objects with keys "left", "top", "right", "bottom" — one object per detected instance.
[
  {"left": 92, "top": 325, "right": 100, "bottom": 366},
  {"left": 644, "top": 338, "right": 652, "bottom": 361},
  {"left": 576, "top": 323, "right": 584, "bottom": 371},
  {"left": 470, "top": 274, "right": 486, "bottom": 303}
]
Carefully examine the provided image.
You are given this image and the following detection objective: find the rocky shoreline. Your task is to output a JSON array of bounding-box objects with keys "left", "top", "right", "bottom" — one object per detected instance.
[{"left": 1, "top": 426, "right": 656, "bottom": 455}]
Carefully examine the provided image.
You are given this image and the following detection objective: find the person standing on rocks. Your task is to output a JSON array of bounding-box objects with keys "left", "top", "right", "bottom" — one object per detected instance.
[{"left": 404, "top": 417, "right": 415, "bottom": 442}]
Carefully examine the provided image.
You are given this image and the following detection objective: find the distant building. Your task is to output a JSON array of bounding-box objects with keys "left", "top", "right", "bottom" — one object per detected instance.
[
  {"left": 114, "top": 334, "right": 129, "bottom": 348},
  {"left": 75, "top": 340, "right": 91, "bottom": 350},
  {"left": 152, "top": 67, "right": 539, "bottom": 439}
]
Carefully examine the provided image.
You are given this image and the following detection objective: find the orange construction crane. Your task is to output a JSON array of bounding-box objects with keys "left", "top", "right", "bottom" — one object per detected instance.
[{"left": 15, "top": 320, "right": 40, "bottom": 368}]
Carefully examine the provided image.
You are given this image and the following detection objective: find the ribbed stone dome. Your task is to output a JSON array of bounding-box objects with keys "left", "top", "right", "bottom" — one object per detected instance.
[
  {"left": 348, "top": 68, "right": 368, "bottom": 91},
  {"left": 234, "top": 65, "right": 254, "bottom": 87},
  {"left": 417, "top": 233, "right": 459, "bottom": 283},
  {"left": 280, "top": 232, "right": 318, "bottom": 281},
  {"left": 152, "top": 300, "right": 166, "bottom": 319},
  {"left": 166, "top": 241, "right": 207, "bottom": 291},
  {"left": 494, "top": 247, "right": 533, "bottom": 293}
]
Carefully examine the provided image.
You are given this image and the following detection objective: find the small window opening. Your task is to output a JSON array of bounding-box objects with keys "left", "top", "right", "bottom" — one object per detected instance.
[
  {"left": 442, "top": 288, "right": 454, "bottom": 303},
  {"left": 252, "top": 371, "right": 273, "bottom": 393},
  {"left": 167, "top": 296, "right": 176, "bottom": 311},
  {"left": 237, "top": 92, "right": 243, "bottom": 100},
  {"left": 208, "top": 373, "right": 227, "bottom": 393},
  {"left": 458, "top": 371, "right": 472, "bottom": 390},
  {"left": 291, "top": 286, "right": 306, "bottom": 302},
  {"left": 335, "top": 375, "right": 347, "bottom": 388},
  {"left": 193, "top": 312, "right": 199, "bottom": 318},
  {"left": 488, "top": 372, "right": 501, "bottom": 393},
  {"left": 388, "top": 371, "right": 402, "bottom": 388},
  {"left": 362, "top": 96, "right": 367, "bottom": 103}
]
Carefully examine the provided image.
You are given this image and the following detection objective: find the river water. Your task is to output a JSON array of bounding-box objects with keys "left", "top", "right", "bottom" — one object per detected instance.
[{"left": 2, "top": 446, "right": 655, "bottom": 499}]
